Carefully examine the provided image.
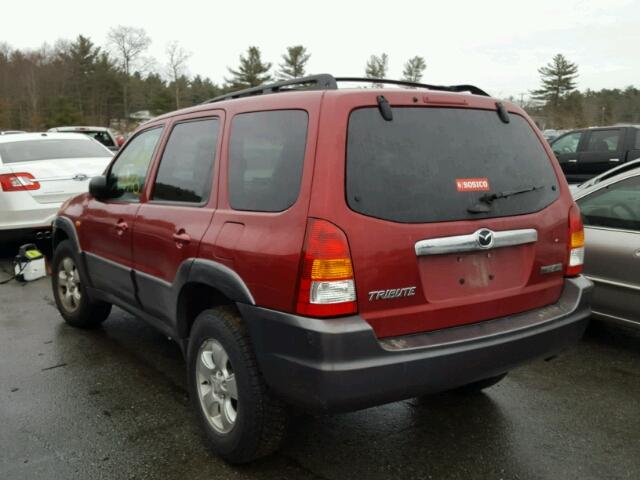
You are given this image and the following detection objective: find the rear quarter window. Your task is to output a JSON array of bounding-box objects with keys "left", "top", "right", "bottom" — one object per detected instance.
[
  {"left": 228, "top": 110, "right": 307, "bottom": 212},
  {"left": 346, "top": 107, "right": 560, "bottom": 223}
]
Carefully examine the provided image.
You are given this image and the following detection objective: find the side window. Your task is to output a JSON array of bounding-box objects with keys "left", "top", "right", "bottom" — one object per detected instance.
[
  {"left": 108, "top": 127, "right": 162, "bottom": 201},
  {"left": 586, "top": 129, "right": 621, "bottom": 153},
  {"left": 228, "top": 110, "right": 308, "bottom": 212},
  {"left": 552, "top": 131, "right": 583, "bottom": 155},
  {"left": 634, "top": 130, "right": 640, "bottom": 149},
  {"left": 578, "top": 175, "right": 640, "bottom": 231},
  {"left": 152, "top": 118, "right": 219, "bottom": 203}
]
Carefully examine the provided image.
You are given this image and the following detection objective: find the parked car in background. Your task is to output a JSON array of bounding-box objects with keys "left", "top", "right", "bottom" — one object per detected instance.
[
  {"left": 542, "top": 129, "right": 561, "bottom": 142},
  {"left": 0, "top": 130, "right": 26, "bottom": 135},
  {"left": 570, "top": 157, "right": 640, "bottom": 194},
  {"left": 0, "top": 132, "right": 113, "bottom": 242},
  {"left": 551, "top": 125, "right": 640, "bottom": 183},
  {"left": 51, "top": 74, "right": 592, "bottom": 463},
  {"left": 573, "top": 164, "right": 640, "bottom": 329},
  {"left": 48, "top": 126, "right": 124, "bottom": 152}
]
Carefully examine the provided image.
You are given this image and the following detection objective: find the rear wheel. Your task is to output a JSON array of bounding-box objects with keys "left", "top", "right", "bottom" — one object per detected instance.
[
  {"left": 52, "top": 240, "right": 111, "bottom": 328},
  {"left": 187, "top": 306, "right": 289, "bottom": 464}
]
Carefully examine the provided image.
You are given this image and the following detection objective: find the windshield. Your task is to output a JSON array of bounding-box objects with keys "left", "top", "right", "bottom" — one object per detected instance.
[
  {"left": 346, "top": 107, "right": 560, "bottom": 223},
  {"left": 0, "top": 138, "right": 112, "bottom": 163}
]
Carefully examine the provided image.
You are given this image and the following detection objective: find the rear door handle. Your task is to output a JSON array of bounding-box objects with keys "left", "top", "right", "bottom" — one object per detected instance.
[
  {"left": 115, "top": 220, "right": 128, "bottom": 236},
  {"left": 567, "top": 159, "right": 578, "bottom": 163},
  {"left": 172, "top": 230, "right": 191, "bottom": 248}
]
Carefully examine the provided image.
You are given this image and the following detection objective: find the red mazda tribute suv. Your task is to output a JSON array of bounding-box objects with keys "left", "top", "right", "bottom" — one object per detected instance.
[{"left": 51, "top": 75, "right": 592, "bottom": 463}]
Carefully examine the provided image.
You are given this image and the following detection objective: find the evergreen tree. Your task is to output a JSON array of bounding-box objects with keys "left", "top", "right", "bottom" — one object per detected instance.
[
  {"left": 143, "top": 73, "right": 173, "bottom": 114},
  {"left": 68, "top": 35, "right": 100, "bottom": 77},
  {"left": 64, "top": 35, "right": 101, "bottom": 121},
  {"left": 532, "top": 54, "right": 579, "bottom": 107},
  {"left": 189, "top": 75, "right": 221, "bottom": 104},
  {"left": 365, "top": 53, "right": 388, "bottom": 86},
  {"left": 226, "top": 47, "right": 272, "bottom": 90},
  {"left": 402, "top": 56, "right": 426, "bottom": 83},
  {"left": 277, "top": 45, "right": 310, "bottom": 80}
]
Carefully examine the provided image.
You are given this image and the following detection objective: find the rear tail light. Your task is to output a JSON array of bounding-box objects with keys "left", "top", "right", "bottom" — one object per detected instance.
[
  {"left": 0, "top": 172, "right": 40, "bottom": 192},
  {"left": 566, "top": 204, "right": 584, "bottom": 277},
  {"left": 296, "top": 218, "right": 357, "bottom": 317}
]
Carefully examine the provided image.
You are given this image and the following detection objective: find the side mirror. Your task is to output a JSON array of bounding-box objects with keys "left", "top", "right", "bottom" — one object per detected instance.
[{"left": 89, "top": 175, "right": 110, "bottom": 200}]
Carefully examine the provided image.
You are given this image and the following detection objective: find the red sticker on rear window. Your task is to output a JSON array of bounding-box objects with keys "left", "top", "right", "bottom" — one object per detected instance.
[{"left": 456, "top": 178, "right": 490, "bottom": 192}]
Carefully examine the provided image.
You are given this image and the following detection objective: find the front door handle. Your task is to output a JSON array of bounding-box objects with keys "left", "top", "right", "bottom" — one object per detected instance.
[
  {"left": 172, "top": 229, "right": 191, "bottom": 248},
  {"left": 115, "top": 220, "right": 128, "bottom": 236}
]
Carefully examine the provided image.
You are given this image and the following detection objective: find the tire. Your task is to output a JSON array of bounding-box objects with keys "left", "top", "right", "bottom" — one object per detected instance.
[
  {"left": 453, "top": 373, "right": 508, "bottom": 394},
  {"left": 187, "top": 306, "right": 289, "bottom": 464},
  {"left": 52, "top": 239, "right": 111, "bottom": 328}
]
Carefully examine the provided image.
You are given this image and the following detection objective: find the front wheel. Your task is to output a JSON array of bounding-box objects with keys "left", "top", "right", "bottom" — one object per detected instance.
[
  {"left": 52, "top": 240, "right": 111, "bottom": 328},
  {"left": 187, "top": 306, "right": 289, "bottom": 464}
]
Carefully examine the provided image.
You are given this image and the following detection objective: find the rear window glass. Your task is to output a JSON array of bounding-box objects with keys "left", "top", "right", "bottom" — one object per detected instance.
[
  {"left": 0, "top": 138, "right": 112, "bottom": 163},
  {"left": 228, "top": 110, "right": 307, "bottom": 212},
  {"left": 346, "top": 107, "right": 560, "bottom": 223},
  {"left": 83, "top": 131, "right": 116, "bottom": 148}
]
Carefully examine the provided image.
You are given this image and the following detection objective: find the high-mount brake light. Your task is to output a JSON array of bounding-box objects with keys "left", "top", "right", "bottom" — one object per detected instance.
[
  {"left": 296, "top": 218, "right": 357, "bottom": 317},
  {"left": 566, "top": 204, "right": 584, "bottom": 277},
  {"left": 0, "top": 173, "right": 40, "bottom": 192}
]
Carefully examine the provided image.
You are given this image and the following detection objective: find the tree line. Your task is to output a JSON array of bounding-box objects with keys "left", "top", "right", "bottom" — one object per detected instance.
[
  {"left": 0, "top": 26, "right": 427, "bottom": 132},
  {"left": 518, "top": 53, "right": 640, "bottom": 129},
  {"left": 0, "top": 27, "right": 637, "bottom": 132}
]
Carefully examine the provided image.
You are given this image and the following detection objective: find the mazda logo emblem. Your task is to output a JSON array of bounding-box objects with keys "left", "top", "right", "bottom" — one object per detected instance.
[{"left": 476, "top": 228, "right": 494, "bottom": 249}]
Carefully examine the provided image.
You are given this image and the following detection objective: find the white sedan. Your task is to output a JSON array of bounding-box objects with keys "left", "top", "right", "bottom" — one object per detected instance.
[{"left": 0, "top": 132, "right": 113, "bottom": 241}]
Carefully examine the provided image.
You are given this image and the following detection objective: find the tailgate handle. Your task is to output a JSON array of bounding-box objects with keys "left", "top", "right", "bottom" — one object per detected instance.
[{"left": 415, "top": 228, "right": 538, "bottom": 256}]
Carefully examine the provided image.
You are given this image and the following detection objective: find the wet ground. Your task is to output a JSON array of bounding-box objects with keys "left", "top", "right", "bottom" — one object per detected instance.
[{"left": 1, "top": 241, "right": 639, "bottom": 480}]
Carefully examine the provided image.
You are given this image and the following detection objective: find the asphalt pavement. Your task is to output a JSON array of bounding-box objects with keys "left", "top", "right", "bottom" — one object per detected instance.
[{"left": 1, "top": 241, "right": 639, "bottom": 480}]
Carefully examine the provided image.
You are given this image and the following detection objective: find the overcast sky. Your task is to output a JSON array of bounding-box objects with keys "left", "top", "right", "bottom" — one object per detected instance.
[{"left": 4, "top": 0, "right": 639, "bottom": 98}]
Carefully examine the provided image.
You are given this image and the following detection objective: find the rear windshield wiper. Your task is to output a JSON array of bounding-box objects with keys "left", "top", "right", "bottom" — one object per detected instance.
[{"left": 467, "top": 185, "right": 545, "bottom": 213}]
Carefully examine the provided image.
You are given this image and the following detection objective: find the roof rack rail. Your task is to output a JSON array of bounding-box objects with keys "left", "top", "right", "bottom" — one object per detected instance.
[
  {"left": 202, "top": 74, "right": 489, "bottom": 104},
  {"left": 203, "top": 74, "right": 338, "bottom": 104},
  {"left": 334, "top": 77, "right": 490, "bottom": 97}
]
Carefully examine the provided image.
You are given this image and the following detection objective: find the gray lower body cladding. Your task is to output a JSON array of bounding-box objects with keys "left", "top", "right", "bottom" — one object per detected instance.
[{"left": 240, "top": 276, "right": 593, "bottom": 413}]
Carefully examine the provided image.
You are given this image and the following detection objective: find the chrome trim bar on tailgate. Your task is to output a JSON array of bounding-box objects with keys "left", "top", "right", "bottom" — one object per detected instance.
[{"left": 415, "top": 228, "right": 538, "bottom": 256}]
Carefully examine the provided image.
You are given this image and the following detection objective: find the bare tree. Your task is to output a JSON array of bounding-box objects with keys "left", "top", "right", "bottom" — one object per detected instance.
[
  {"left": 107, "top": 26, "right": 151, "bottom": 120},
  {"left": 166, "top": 41, "right": 191, "bottom": 109}
]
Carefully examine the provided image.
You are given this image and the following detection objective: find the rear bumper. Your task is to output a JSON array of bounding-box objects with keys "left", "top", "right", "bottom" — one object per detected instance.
[
  {"left": 0, "top": 191, "right": 59, "bottom": 231},
  {"left": 240, "top": 276, "right": 593, "bottom": 413}
]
